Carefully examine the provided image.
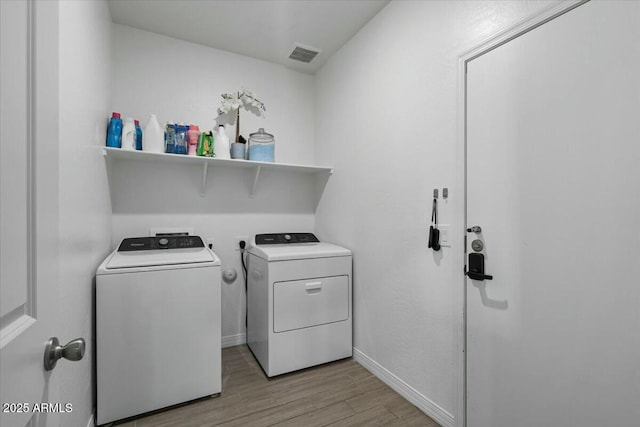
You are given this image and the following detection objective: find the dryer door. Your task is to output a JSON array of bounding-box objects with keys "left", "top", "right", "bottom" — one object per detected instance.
[{"left": 273, "top": 276, "right": 349, "bottom": 333}]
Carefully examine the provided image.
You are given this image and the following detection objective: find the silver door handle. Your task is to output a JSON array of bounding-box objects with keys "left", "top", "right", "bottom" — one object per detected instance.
[
  {"left": 467, "top": 226, "right": 482, "bottom": 233},
  {"left": 44, "top": 337, "right": 85, "bottom": 371}
]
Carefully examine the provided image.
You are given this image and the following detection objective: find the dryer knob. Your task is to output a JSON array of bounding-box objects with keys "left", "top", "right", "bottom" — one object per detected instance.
[
  {"left": 284, "top": 234, "right": 292, "bottom": 241},
  {"left": 158, "top": 238, "right": 169, "bottom": 247}
]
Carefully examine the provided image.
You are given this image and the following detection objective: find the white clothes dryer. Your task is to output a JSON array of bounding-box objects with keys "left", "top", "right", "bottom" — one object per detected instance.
[
  {"left": 246, "top": 233, "right": 352, "bottom": 377},
  {"left": 96, "top": 236, "right": 221, "bottom": 425}
]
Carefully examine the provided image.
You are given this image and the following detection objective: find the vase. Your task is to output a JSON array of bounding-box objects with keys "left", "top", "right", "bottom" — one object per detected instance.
[{"left": 230, "top": 143, "right": 246, "bottom": 159}]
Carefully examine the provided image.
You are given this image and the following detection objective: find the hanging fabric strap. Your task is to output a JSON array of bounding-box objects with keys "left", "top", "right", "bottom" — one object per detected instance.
[
  {"left": 431, "top": 198, "right": 438, "bottom": 226},
  {"left": 428, "top": 197, "right": 441, "bottom": 251}
]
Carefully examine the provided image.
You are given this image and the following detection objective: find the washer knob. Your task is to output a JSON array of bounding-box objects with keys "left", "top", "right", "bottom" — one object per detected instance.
[
  {"left": 284, "top": 234, "right": 292, "bottom": 241},
  {"left": 158, "top": 238, "right": 169, "bottom": 247}
]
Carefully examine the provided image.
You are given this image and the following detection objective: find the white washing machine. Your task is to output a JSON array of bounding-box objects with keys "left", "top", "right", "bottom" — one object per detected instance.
[
  {"left": 96, "top": 236, "right": 221, "bottom": 426},
  {"left": 247, "top": 233, "right": 352, "bottom": 377}
]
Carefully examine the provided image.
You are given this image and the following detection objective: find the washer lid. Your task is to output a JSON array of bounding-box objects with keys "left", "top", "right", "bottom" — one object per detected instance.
[
  {"left": 247, "top": 242, "right": 351, "bottom": 261},
  {"left": 103, "top": 236, "right": 218, "bottom": 270},
  {"left": 105, "top": 248, "right": 216, "bottom": 269}
]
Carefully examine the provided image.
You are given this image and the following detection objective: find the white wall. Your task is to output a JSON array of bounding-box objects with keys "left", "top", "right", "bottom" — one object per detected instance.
[
  {"left": 110, "top": 25, "right": 317, "bottom": 342},
  {"left": 314, "top": 0, "right": 558, "bottom": 423},
  {"left": 111, "top": 24, "right": 315, "bottom": 164},
  {"left": 58, "top": 1, "right": 113, "bottom": 425}
]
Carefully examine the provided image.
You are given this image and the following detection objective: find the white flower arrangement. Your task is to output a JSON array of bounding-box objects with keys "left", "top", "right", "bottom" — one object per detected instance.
[
  {"left": 217, "top": 90, "right": 266, "bottom": 115},
  {"left": 217, "top": 90, "right": 266, "bottom": 144}
]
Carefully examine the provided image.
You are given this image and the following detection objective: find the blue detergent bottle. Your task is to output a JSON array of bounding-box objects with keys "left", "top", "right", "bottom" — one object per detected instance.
[
  {"left": 173, "top": 122, "right": 188, "bottom": 155},
  {"left": 165, "top": 122, "right": 175, "bottom": 153},
  {"left": 106, "top": 112, "right": 123, "bottom": 148},
  {"left": 134, "top": 119, "right": 143, "bottom": 150}
]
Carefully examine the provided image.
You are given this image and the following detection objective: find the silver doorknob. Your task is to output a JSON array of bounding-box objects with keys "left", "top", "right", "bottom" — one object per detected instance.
[
  {"left": 471, "top": 239, "right": 484, "bottom": 252},
  {"left": 466, "top": 226, "right": 482, "bottom": 233},
  {"left": 44, "top": 337, "right": 85, "bottom": 371}
]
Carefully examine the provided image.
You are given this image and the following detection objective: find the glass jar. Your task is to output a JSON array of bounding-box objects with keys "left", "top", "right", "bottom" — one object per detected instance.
[{"left": 248, "top": 128, "right": 275, "bottom": 162}]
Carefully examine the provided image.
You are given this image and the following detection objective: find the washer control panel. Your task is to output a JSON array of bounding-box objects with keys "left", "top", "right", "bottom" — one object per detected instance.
[
  {"left": 255, "top": 233, "right": 319, "bottom": 245},
  {"left": 118, "top": 236, "right": 205, "bottom": 251}
]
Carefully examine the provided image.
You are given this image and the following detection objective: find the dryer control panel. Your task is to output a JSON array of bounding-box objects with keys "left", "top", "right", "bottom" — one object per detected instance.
[
  {"left": 118, "top": 236, "right": 205, "bottom": 251},
  {"left": 255, "top": 233, "right": 319, "bottom": 245}
]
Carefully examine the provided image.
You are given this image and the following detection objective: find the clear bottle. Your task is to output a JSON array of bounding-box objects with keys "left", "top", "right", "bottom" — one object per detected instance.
[
  {"left": 214, "top": 125, "right": 230, "bottom": 159},
  {"left": 164, "top": 122, "right": 175, "bottom": 153},
  {"left": 173, "top": 122, "right": 188, "bottom": 155}
]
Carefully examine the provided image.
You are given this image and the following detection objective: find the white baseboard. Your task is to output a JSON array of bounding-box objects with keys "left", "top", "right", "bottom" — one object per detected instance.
[
  {"left": 352, "top": 347, "right": 455, "bottom": 427},
  {"left": 222, "top": 332, "right": 246, "bottom": 348},
  {"left": 86, "top": 413, "right": 94, "bottom": 427}
]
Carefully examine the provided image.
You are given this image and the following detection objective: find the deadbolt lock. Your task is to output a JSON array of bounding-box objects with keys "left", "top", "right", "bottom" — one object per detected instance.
[{"left": 471, "top": 239, "right": 484, "bottom": 252}]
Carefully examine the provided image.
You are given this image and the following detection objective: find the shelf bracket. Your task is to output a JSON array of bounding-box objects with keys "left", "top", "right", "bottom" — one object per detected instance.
[
  {"left": 200, "top": 162, "right": 208, "bottom": 197},
  {"left": 250, "top": 165, "right": 261, "bottom": 198}
]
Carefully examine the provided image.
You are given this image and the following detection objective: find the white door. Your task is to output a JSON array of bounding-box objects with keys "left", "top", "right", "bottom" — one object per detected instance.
[
  {"left": 0, "top": 1, "right": 61, "bottom": 426},
  {"left": 466, "top": 1, "right": 640, "bottom": 426}
]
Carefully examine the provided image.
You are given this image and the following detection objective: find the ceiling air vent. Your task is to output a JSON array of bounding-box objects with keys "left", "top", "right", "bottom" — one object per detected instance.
[{"left": 288, "top": 44, "right": 321, "bottom": 63}]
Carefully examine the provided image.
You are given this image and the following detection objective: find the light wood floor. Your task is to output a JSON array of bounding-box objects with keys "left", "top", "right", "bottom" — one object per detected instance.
[{"left": 118, "top": 345, "right": 440, "bottom": 426}]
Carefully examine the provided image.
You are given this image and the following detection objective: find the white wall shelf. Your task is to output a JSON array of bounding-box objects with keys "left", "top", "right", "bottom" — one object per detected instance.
[{"left": 102, "top": 147, "right": 333, "bottom": 197}]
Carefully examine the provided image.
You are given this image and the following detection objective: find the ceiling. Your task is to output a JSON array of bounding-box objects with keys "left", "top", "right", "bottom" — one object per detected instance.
[{"left": 108, "top": 0, "right": 390, "bottom": 74}]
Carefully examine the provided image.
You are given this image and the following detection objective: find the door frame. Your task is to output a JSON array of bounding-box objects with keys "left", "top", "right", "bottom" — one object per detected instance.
[{"left": 453, "top": 1, "right": 588, "bottom": 426}]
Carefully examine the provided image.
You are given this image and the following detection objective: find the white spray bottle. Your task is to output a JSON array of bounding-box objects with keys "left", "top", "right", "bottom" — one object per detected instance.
[{"left": 214, "top": 124, "right": 230, "bottom": 159}]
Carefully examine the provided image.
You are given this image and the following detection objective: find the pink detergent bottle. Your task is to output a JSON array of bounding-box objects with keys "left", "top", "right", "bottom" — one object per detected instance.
[{"left": 187, "top": 124, "right": 200, "bottom": 156}]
